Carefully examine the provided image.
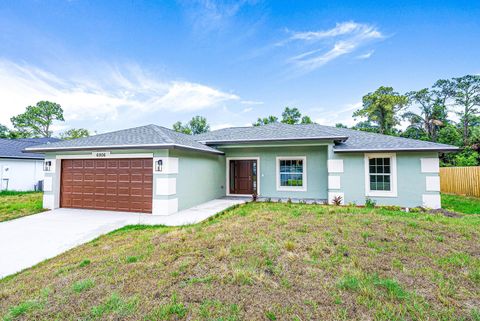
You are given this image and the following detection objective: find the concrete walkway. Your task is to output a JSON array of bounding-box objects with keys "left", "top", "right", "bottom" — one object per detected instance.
[{"left": 0, "top": 198, "right": 246, "bottom": 279}]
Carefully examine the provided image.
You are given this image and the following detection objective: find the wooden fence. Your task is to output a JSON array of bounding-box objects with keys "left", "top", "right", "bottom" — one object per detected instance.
[{"left": 440, "top": 166, "right": 480, "bottom": 197}]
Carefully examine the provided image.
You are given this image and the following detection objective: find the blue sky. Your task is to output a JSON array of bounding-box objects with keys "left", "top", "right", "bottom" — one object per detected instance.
[{"left": 0, "top": 0, "right": 479, "bottom": 134}]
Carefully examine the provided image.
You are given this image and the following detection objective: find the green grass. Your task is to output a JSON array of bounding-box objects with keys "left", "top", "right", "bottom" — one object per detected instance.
[
  {"left": 442, "top": 193, "right": 480, "bottom": 214},
  {"left": 0, "top": 191, "right": 45, "bottom": 222},
  {"left": 1, "top": 202, "right": 479, "bottom": 320}
]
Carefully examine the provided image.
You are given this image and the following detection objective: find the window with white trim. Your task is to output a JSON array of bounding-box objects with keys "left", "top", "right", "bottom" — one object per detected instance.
[
  {"left": 368, "top": 157, "right": 391, "bottom": 191},
  {"left": 364, "top": 153, "right": 397, "bottom": 197},
  {"left": 276, "top": 157, "right": 307, "bottom": 191}
]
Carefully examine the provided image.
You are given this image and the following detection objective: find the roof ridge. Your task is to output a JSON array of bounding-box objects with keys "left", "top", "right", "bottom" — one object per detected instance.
[{"left": 148, "top": 124, "right": 176, "bottom": 144}]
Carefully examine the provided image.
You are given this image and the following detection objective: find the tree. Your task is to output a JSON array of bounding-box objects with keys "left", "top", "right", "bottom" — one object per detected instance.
[
  {"left": 300, "top": 115, "right": 313, "bottom": 124},
  {"left": 352, "top": 120, "right": 379, "bottom": 133},
  {"left": 450, "top": 75, "right": 480, "bottom": 144},
  {"left": 253, "top": 115, "right": 278, "bottom": 126},
  {"left": 353, "top": 86, "right": 408, "bottom": 135},
  {"left": 59, "top": 128, "right": 90, "bottom": 140},
  {"left": 172, "top": 116, "right": 210, "bottom": 135},
  {"left": 281, "top": 107, "right": 302, "bottom": 124},
  {"left": 402, "top": 88, "right": 448, "bottom": 141},
  {"left": 188, "top": 116, "right": 210, "bottom": 135},
  {"left": 172, "top": 121, "right": 192, "bottom": 135},
  {"left": 10, "top": 101, "right": 64, "bottom": 137},
  {"left": 335, "top": 123, "right": 348, "bottom": 128},
  {"left": 0, "top": 124, "right": 8, "bottom": 138}
]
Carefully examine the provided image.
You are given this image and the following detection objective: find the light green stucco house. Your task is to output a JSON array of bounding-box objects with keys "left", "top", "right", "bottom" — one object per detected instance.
[{"left": 26, "top": 123, "right": 458, "bottom": 215}]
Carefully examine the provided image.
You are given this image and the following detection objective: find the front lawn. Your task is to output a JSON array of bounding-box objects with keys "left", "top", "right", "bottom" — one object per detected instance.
[
  {"left": 0, "top": 191, "right": 45, "bottom": 222},
  {"left": 1, "top": 203, "right": 479, "bottom": 320},
  {"left": 442, "top": 193, "right": 480, "bottom": 214}
]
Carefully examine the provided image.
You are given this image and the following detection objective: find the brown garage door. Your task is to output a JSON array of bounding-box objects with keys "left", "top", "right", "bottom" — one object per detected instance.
[{"left": 61, "top": 158, "right": 153, "bottom": 213}]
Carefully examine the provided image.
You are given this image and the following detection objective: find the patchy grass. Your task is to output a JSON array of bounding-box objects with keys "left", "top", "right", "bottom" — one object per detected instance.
[
  {"left": 442, "top": 193, "right": 480, "bottom": 214},
  {"left": 1, "top": 203, "right": 480, "bottom": 320},
  {"left": 0, "top": 191, "right": 45, "bottom": 222}
]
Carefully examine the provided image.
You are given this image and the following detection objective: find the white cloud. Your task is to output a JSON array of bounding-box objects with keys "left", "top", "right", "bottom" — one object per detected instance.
[
  {"left": 242, "top": 107, "right": 253, "bottom": 113},
  {"left": 313, "top": 102, "right": 361, "bottom": 127},
  {"left": 211, "top": 122, "right": 234, "bottom": 130},
  {"left": 282, "top": 21, "right": 384, "bottom": 72},
  {"left": 179, "top": 0, "right": 258, "bottom": 32},
  {"left": 0, "top": 59, "right": 239, "bottom": 131},
  {"left": 240, "top": 100, "right": 264, "bottom": 105},
  {"left": 356, "top": 50, "right": 375, "bottom": 59}
]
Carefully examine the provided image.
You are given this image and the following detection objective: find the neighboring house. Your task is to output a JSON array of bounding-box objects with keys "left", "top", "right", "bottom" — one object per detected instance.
[
  {"left": 25, "top": 123, "right": 457, "bottom": 214},
  {"left": 0, "top": 138, "right": 61, "bottom": 191}
]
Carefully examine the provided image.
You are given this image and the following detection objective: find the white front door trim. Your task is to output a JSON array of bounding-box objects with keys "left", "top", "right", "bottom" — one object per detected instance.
[{"left": 226, "top": 157, "right": 261, "bottom": 197}]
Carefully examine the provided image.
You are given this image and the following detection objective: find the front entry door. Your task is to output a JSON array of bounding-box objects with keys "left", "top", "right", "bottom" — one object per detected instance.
[{"left": 230, "top": 160, "right": 257, "bottom": 195}]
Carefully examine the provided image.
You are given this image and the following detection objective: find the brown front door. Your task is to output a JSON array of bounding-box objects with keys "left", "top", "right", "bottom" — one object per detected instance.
[
  {"left": 230, "top": 160, "right": 257, "bottom": 195},
  {"left": 60, "top": 158, "right": 153, "bottom": 213}
]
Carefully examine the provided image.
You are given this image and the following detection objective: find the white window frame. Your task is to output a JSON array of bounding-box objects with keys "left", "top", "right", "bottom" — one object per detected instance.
[
  {"left": 364, "top": 153, "right": 397, "bottom": 197},
  {"left": 276, "top": 156, "right": 307, "bottom": 192}
]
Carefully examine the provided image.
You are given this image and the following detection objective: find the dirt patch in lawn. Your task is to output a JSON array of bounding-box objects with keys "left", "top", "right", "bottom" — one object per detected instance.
[{"left": 1, "top": 203, "right": 479, "bottom": 320}]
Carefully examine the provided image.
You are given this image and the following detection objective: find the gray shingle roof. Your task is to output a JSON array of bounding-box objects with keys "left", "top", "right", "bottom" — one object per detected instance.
[
  {"left": 25, "top": 125, "right": 223, "bottom": 154},
  {"left": 194, "top": 123, "right": 348, "bottom": 143},
  {"left": 25, "top": 123, "right": 458, "bottom": 155},
  {"left": 330, "top": 126, "right": 459, "bottom": 152},
  {"left": 0, "top": 138, "right": 62, "bottom": 159},
  {"left": 195, "top": 123, "right": 458, "bottom": 152}
]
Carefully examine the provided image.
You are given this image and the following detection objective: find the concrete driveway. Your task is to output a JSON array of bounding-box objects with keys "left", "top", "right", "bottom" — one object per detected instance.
[{"left": 0, "top": 198, "right": 246, "bottom": 278}]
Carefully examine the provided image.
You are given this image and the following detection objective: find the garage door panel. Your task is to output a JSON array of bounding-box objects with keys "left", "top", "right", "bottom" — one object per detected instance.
[{"left": 61, "top": 158, "right": 152, "bottom": 213}]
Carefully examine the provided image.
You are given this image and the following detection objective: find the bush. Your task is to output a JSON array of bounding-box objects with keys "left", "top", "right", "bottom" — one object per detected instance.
[{"left": 365, "top": 198, "right": 376, "bottom": 208}]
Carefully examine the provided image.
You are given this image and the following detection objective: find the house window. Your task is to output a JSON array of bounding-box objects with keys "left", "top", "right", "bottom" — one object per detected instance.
[
  {"left": 369, "top": 157, "right": 391, "bottom": 191},
  {"left": 276, "top": 157, "right": 307, "bottom": 191},
  {"left": 364, "top": 153, "right": 397, "bottom": 197}
]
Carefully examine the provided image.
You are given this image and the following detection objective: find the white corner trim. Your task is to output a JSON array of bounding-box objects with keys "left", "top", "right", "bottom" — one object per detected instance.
[
  {"left": 226, "top": 157, "right": 261, "bottom": 196},
  {"left": 43, "top": 177, "right": 53, "bottom": 192},
  {"left": 153, "top": 157, "right": 179, "bottom": 174},
  {"left": 364, "top": 153, "right": 398, "bottom": 197},
  {"left": 328, "top": 175, "right": 341, "bottom": 190},
  {"left": 327, "top": 159, "right": 344, "bottom": 173},
  {"left": 155, "top": 177, "right": 176, "bottom": 196},
  {"left": 421, "top": 158, "right": 439, "bottom": 173},
  {"left": 43, "top": 194, "right": 55, "bottom": 210},
  {"left": 276, "top": 156, "right": 307, "bottom": 192},
  {"left": 425, "top": 176, "right": 440, "bottom": 192},
  {"left": 328, "top": 192, "right": 345, "bottom": 205},
  {"left": 422, "top": 194, "right": 441, "bottom": 209},
  {"left": 152, "top": 198, "right": 178, "bottom": 215}
]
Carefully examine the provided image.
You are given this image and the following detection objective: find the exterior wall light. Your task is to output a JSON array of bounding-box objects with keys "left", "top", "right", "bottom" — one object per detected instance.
[
  {"left": 44, "top": 160, "right": 52, "bottom": 172},
  {"left": 155, "top": 159, "right": 163, "bottom": 172}
]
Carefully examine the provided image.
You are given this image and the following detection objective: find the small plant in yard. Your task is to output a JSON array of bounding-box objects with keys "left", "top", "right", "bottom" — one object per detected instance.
[
  {"left": 126, "top": 256, "right": 138, "bottom": 263},
  {"left": 72, "top": 278, "right": 95, "bottom": 293},
  {"left": 78, "top": 259, "right": 91, "bottom": 267},
  {"left": 332, "top": 195, "right": 343, "bottom": 206},
  {"left": 265, "top": 310, "right": 277, "bottom": 320},
  {"left": 365, "top": 197, "right": 376, "bottom": 208}
]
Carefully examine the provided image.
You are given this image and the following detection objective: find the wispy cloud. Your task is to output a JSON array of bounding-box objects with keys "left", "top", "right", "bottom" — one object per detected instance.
[
  {"left": 281, "top": 21, "right": 384, "bottom": 73},
  {"left": 312, "top": 102, "right": 361, "bottom": 127},
  {"left": 240, "top": 100, "right": 264, "bottom": 105},
  {"left": 356, "top": 50, "right": 375, "bottom": 59},
  {"left": 179, "top": 0, "right": 258, "bottom": 32},
  {"left": 0, "top": 59, "right": 239, "bottom": 132}
]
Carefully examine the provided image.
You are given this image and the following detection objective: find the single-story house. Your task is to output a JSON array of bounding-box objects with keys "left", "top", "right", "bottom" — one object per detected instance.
[
  {"left": 25, "top": 123, "right": 458, "bottom": 214},
  {"left": 0, "top": 137, "right": 61, "bottom": 191}
]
